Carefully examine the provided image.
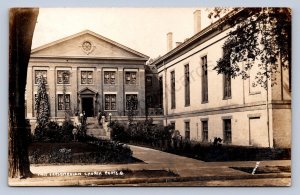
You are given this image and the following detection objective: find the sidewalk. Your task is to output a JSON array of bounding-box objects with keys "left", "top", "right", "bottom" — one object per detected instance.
[{"left": 8, "top": 145, "right": 291, "bottom": 186}]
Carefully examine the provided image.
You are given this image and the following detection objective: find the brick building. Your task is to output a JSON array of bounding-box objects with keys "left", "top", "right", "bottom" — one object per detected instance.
[{"left": 25, "top": 30, "right": 149, "bottom": 124}]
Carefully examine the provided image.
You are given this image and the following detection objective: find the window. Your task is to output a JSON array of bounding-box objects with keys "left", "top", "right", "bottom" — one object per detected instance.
[
  {"left": 104, "top": 94, "right": 116, "bottom": 110},
  {"left": 170, "top": 122, "right": 175, "bottom": 130},
  {"left": 125, "top": 72, "right": 137, "bottom": 85},
  {"left": 159, "top": 77, "right": 163, "bottom": 108},
  {"left": 201, "top": 56, "right": 208, "bottom": 102},
  {"left": 57, "top": 70, "right": 70, "bottom": 84},
  {"left": 223, "top": 73, "right": 231, "bottom": 99},
  {"left": 185, "top": 121, "right": 190, "bottom": 140},
  {"left": 104, "top": 71, "right": 116, "bottom": 85},
  {"left": 81, "top": 71, "right": 93, "bottom": 84},
  {"left": 58, "top": 94, "right": 70, "bottom": 110},
  {"left": 184, "top": 64, "right": 190, "bottom": 106},
  {"left": 126, "top": 94, "right": 138, "bottom": 110},
  {"left": 34, "top": 94, "right": 37, "bottom": 110},
  {"left": 223, "top": 119, "right": 232, "bottom": 144},
  {"left": 170, "top": 71, "right": 176, "bottom": 109},
  {"left": 35, "top": 70, "right": 47, "bottom": 84},
  {"left": 146, "top": 95, "right": 152, "bottom": 107},
  {"left": 202, "top": 120, "right": 208, "bottom": 142},
  {"left": 146, "top": 76, "right": 152, "bottom": 86}
]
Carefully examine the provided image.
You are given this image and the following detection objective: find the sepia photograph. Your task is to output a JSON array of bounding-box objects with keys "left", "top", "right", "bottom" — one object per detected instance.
[{"left": 8, "top": 7, "right": 291, "bottom": 187}]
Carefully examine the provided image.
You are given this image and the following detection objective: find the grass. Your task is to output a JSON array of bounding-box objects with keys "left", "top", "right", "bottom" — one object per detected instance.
[{"left": 28, "top": 142, "right": 143, "bottom": 164}]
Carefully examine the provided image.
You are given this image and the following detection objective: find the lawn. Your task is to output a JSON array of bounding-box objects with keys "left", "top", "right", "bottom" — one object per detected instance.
[{"left": 28, "top": 141, "right": 142, "bottom": 164}]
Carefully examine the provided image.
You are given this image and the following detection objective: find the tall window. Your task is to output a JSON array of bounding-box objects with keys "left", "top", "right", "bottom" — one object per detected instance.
[
  {"left": 104, "top": 71, "right": 116, "bottom": 84},
  {"left": 185, "top": 121, "right": 190, "bottom": 140},
  {"left": 126, "top": 94, "right": 138, "bottom": 110},
  {"left": 146, "top": 95, "right": 152, "bottom": 107},
  {"left": 159, "top": 77, "right": 163, "bottom": 108},
  {"left": 104, "top": 94, "right": 116, "bottom": 110},
  {"left": 146, "top": 76, "right": 152, "bottom": 86},
  {"left": 202, "top": 120, "right": 208, "bottom": 142},
  {"left": 223, "top": 119, "right": 232, "bottom": 144},
  {"left": 224, "top": 73, "right": 231, "bottom": 99},
  {"left": 58, "top": 94, "right": 70, "bottom": 110},
  {"left": 184, "top": 64, "right": 190, "bottom": 106},
  {"left": 81, "top": 71, "right": 93, "bottom": 84},
  {"left": 170, "top": 71, "right": 176, "bottom": 109},
  {"left": 170, "top": 121, "right": 175, "bottom": 130},
  {"left": 35, "top": 70, "right": 47, "bottom": 84},
  {"left": 57, "top": 70, "right": 70, "bottom": 84},
  {"left": 125, "top": 72, "right": 137, "bottom": 85},
  {"left": 201, "top": 56, "right": 208, "bottom": 102}
]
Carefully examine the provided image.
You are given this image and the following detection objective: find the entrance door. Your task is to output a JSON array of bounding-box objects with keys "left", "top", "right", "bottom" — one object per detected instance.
[{"left": 82, "top": 97, "right": 94, "bottom": 117}]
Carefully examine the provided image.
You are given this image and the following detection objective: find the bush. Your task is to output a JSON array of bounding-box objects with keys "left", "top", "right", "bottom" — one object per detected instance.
[
  {"left": 110, "top": 121, "right": 129, "bottom": 142},
  {"left": 33, "top": 120, "right": 74, "bottom": 143}
]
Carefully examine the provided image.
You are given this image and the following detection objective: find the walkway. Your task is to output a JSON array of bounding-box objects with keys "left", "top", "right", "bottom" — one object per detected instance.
[
  {"left": 85, "top": 117, "right": 110, "bottom": 140},
  {"left": 9, "top": 145, "right": 291, "bottom": 186}
]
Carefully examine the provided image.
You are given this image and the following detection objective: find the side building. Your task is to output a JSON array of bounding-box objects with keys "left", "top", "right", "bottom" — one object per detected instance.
[
  {"left": 151, "top": 9, "right": 291, "bottom": 148},
  {"left": 25, "top": 30, "right": 149, "bottom": 127}
]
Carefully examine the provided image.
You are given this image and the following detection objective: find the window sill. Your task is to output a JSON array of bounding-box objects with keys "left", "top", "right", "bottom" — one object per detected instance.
[
  {"left": 185, "top": 104, "right": 190, "bottom": 107},
  {"left": 57, "top": 84, "right": 71, "bottom": 86},
  {"left": 249, "top": 91, "right": 261, "bottom": 95},
  {"left": 201, "top": 101, "right": 208, "bottom": 104},
  {"left": 223, "top": 97, "right": 232, "bottom": 100}
]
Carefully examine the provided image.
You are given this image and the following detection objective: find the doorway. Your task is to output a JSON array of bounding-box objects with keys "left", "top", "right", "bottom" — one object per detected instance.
[{"left": 82, "top": 97, "right": 94, "bottom": 117}]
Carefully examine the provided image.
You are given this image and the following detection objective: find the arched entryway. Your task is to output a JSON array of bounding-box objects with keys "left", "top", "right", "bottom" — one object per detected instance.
[{"left": 78, "top": 87, "right": 98, "bottom": 117}]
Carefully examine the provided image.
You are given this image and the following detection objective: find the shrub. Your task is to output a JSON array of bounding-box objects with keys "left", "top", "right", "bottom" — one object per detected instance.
[
  {"left": 33, "top": 120, "right": 74, "bottom": 143},
  {"left": 110, "top": 121, "right": 129, "bottom": 142}
]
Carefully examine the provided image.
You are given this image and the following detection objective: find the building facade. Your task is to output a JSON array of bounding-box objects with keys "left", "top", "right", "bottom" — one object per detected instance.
[
  {"left": 151, "top": 9, "right": 291, "bottom": 148},
  {"left": 26, "top": 30, "right": 149, "bottom": 124}
]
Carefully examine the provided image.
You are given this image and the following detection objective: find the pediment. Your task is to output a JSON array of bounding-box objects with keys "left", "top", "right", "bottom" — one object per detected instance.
[
  {"left": 31, "top": 30, "right": 148, "bottom": 60},
  {"left": 79, "top": 87, "right": 97, "bottom": 95}
]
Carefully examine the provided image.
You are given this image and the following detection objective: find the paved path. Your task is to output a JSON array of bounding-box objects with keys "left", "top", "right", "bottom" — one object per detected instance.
[{"left": 9, "top": 145, "right": 291, "bottom": 186}]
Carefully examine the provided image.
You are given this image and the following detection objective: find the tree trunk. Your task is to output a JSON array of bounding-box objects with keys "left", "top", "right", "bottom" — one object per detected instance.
[{"left": 8, "top": 8, "right": 39, "bottom": 178}]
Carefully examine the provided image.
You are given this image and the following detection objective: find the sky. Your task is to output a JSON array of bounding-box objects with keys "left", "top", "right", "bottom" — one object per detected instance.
[{"left": 32, "top": 8, "right": 215, "bottom": 59}]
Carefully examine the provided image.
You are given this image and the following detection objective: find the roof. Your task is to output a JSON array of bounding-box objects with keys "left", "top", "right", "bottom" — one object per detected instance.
[
  {"left": 31, "top": 30, "right": 149, "bottom": 60},
  {"left": 151, "top": 8, "right": 244, "bottom": 67}
]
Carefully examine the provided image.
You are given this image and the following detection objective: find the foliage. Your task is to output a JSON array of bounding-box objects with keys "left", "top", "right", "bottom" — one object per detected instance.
[
  {"left": 110, "top": 119, "right": 174, "bottom": 148},
  {"left": 211, "top": 8, "right": 291, "bottom": 89},
  {"left": 33, "top": 120, "right": 75, "bottom": 142},
  {"left": 127, "top": 96, "right": 138, "bottom": 126},
  {"left": 35, "top": 76, "right": 50, "bottom": 127},
  {"left": 109, "top": 120, "right": 130, "bottom": 142},
  {"left": 28, "top": 141, "right": 133, "bottom": 164}
]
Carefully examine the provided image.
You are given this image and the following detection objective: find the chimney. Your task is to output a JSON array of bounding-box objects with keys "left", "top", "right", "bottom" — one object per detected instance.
[
  {"left": 175, "top": 42, "right": 182, "bottom": 47},
  {"left": 194, "top": 10, "right": 201, "bottom": 34},
  {"left": 167, "top": 32, "right": 173, "bottom": 52}
]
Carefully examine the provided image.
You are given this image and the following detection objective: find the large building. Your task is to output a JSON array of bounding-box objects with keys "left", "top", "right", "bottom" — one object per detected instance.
[
  {"left": 26, "top": 30, "right": 149, "bottom": 124},
  {"left": 151, "top": 9, "right": 291, "bottom": 148}
]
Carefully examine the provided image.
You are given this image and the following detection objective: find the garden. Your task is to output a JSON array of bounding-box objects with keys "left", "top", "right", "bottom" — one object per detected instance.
[{"left": 29, "top": 120, "right": 136, "bottom": 164}]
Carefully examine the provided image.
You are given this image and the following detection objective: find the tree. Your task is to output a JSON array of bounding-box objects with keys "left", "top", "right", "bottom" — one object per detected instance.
[
  {"left": 61, "top": 70, "right": 72, "bottom": 121},
  {"left": 9, "top": 8, "right": 39, "bottom": 179},
  {"left": 211, "top": 8, "right": 291, "bottom": 89},
  {"left": 127, "top": 96, "right": 138, "bottom": 126},
  {"left": 35, "top": 76, "right": 50, "bottom": 127}
]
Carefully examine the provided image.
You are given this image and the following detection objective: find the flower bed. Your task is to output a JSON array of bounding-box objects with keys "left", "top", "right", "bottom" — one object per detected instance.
[{"left": 28, "top": 141, "right": 138, "bottom": 164}]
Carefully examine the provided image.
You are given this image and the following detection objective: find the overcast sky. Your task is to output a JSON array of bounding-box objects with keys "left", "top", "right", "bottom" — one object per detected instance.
[{"left": 32, "top": 8, "right": 215, "bottom": 59}]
